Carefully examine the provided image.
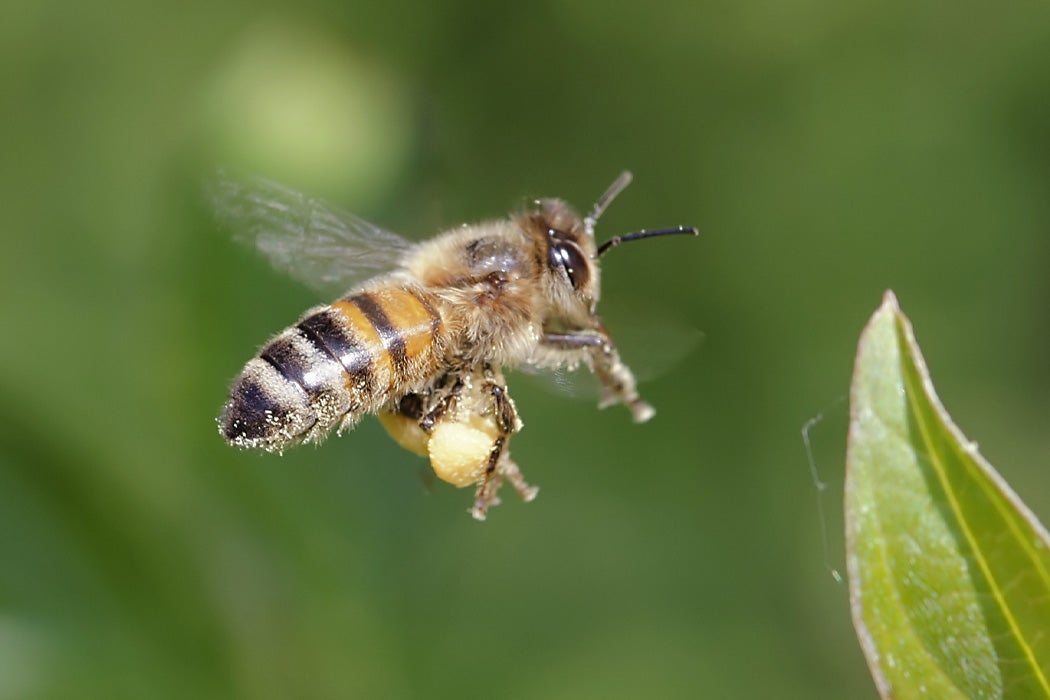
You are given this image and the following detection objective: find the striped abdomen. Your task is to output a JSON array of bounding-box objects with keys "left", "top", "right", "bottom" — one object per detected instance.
[{"left": 220, "top": 286, "right": 447, "bottom": 452}]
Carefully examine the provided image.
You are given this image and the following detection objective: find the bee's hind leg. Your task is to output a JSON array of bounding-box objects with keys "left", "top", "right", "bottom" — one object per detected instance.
[
  {"left": 472, "top": 441, "right": 538, "bottom": 521},
  {"left": 471, "top": 367, "right": 537, "bottom": 521}
]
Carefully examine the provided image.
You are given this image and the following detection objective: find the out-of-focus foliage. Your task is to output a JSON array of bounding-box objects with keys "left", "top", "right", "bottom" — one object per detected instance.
[
  {"left": 847, "top": 292, "right": 1050, "bottom": 699},
  {"left": 2, "top": 1, "right": 1050, "bottom": 698}
]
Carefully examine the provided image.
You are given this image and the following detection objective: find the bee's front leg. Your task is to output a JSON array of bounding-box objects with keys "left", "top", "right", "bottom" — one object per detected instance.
[
  {"left": 541, "top": 331, "right": 654, "bottom": 423},
  {"left": 471, "top": 366, "right": 537, "bottom": 521}
]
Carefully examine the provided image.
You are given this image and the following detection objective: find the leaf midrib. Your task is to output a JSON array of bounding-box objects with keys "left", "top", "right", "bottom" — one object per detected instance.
[{"left": 898, "top": 323, "right": 1050, "bottom": 696}]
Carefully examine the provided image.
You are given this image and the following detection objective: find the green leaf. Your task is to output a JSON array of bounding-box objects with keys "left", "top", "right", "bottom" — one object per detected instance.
[{"left": 846, "top": 291, "right": 1050, "bottom": 699}]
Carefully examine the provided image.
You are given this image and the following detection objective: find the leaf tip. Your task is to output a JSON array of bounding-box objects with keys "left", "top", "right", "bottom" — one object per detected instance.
[{"left": 879, "top": 289, "right": 899, "bottom": 312}]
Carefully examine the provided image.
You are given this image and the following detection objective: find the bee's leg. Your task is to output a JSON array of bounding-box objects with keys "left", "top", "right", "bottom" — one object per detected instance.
[
  {"left": 418, "top": 374, "right": 464, "bottom": 432},
  {"left": 471, "top": 368, "right": 537, "bottom": 521},
  {"left": 590, "top": 341, "right": 654, "bottom": 423},
  {"left": 541, "top": 332, "right": 654, "bottom": 423},
  {"left": 471, "top": 437, "right": 505, "bottom": 520},
  {"left": 472, "top": 441, "right": 539, "bottom": 521}
]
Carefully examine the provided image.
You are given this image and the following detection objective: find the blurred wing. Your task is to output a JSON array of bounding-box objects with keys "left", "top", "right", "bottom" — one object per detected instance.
[
  {"left": 513, "top": 363, "right": 602, "bottom": 400},
  {"left": 516, "top": 318, "right": 704, "bottom": 400},
  {"left": 210, "top": 171, "right": 415, "bottom": 296}
]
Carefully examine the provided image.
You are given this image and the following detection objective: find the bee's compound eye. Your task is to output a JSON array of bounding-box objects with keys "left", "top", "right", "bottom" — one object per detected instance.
[{"left": 548, "top": 235, "right": 590, "bottom": 290}]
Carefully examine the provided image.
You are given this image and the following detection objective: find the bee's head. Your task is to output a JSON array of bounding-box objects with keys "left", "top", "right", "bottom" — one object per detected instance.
[
  {"left": 527, "top": 199, "right": 598, "bottom": 302},
  {"left": 522, "top": 172, "right": 697, "bottom": 318}
]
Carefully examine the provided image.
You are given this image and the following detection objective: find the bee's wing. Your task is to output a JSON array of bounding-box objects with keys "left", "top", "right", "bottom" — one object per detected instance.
[
  {"left": 210, "top": 171, "right": 415, "bottom": 296},
  {"left": 517, "top": 316, "right": 703, "bottom": 399},
  {"left": 513, "top": 363, "right": 602, "bottom": 400}
]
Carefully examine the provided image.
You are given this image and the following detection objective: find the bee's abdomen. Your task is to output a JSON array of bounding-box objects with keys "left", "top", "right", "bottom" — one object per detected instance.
[{"left": 220, "top": 287, "right": 446, "bottom": 452}]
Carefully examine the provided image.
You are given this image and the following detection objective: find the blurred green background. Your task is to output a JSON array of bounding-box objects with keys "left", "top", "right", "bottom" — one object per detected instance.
[{"left": 3, "top": 0, "right": 1050, "bottom": 697}]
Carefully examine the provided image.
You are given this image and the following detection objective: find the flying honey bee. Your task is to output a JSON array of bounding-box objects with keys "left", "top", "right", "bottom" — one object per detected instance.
[{"left": 215, "top": 171, "right": 697, "bottom": 519}]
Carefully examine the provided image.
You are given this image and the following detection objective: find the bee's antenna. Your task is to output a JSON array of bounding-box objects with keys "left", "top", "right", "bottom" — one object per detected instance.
[
  {"left": 584, "top": 170, "right": 634, "bottom": 234},
  {"left": 596, "top": 226, "right": 699, "bottom": 258}
]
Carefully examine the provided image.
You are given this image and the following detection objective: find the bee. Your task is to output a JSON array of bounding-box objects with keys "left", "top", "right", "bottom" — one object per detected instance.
[{"left": 215, "top": 171, "right": 697, "bottom": 519}]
